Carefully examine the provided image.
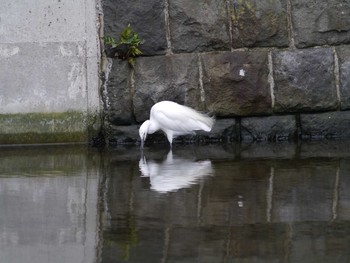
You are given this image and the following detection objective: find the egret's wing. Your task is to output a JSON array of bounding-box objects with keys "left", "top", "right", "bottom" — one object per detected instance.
[
  {"left": 150, "top": 158, "right": 213, "bottom": 193},
  {"left": 151, "top": 102, "right": 214, "bottom": 133}
]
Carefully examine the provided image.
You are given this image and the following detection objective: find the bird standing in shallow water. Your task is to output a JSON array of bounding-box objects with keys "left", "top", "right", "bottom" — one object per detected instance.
[{"left": 139, "top": 101, "right": 215, "bottom": 148}]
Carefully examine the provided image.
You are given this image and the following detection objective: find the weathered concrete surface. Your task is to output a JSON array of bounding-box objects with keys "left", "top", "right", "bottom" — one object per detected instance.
[
  {"left": 168, "top": 0, "right": 230, "bottom": 53},
  {"left": 337, "top": 46, "right": 350, "bottom": 110},
  {"left": 202, "top": 51, "right": 271, "bottom": 116},
  {"left": 0, "top": 42, "right": 87, "bottom": 113},
  {"left": 273, "top": 48, "right": 337, "bottom": 113},
  {"left": 0, "top": 1, "right": 87, "bottom": 43},
  {"left": 103, "top": 0, "right": 167, "bottom": 55},
  {"left": 0, "top": 112, "right": 87, "bottom": 144},
  {"left": 0, "top": 0, "right": 101, "bottom": 144},
  {"left": 291, "top": 0, "right": 350, "bottom": 48},
  {"left": 230, "top": 0, "right": 289, "bottom": 48}
]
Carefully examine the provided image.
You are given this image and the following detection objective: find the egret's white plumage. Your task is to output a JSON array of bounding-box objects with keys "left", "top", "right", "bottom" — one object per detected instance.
[
  {"left": 139, "top": 101, "right": 215, "bottom": 148},
  {"left": 139, "top": 150, "right": 213, "bottom": 193}
]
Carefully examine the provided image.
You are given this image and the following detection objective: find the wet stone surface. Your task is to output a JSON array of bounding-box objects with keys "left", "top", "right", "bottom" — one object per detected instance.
[
  {"left": 168, "top": 0, "right": 231, "bottom": 53},
  {"left": 301, "top": 111, "right": 350, "bottom": 140},
  {"left": 103, "top": 0, "right": 167, "bottom": 56},
  {"left": 291, "top": 0, "right": 350, "bottom": 48},
  {"left": 202, "top": 51, "right": 271, "bottom": 117},
  {"left": 230, "top": 0, "right": 289, "bottom": 48},
  {"left": 241, "top": 115, "right": 297, "bottom": 142},
  {"left": 133, "top": 54, "right": 201, "bottom": 123},
  {"left": 272, "top": 48, "right": 337, "bottom": 113},
  {"left": 104, "top": 59, "right": 133, "bottom": 125},
  {"left": 337, "top": 46, "right": 350, "bottom": 110}
]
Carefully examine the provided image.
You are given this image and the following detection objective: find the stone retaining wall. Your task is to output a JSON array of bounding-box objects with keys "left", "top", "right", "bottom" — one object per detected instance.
[{"left": 102, "top": 0, "right": 350, "bottom": 146}]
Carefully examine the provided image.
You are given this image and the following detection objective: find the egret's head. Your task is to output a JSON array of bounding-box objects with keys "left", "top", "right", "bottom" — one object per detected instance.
[{"left": 139, "top": 120, "right": 150, "bottom": 148}]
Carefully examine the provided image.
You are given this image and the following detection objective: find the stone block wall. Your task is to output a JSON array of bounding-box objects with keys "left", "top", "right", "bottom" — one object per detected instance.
[{"left": 102, "top": 0, "right": 350, "bottom": 145}]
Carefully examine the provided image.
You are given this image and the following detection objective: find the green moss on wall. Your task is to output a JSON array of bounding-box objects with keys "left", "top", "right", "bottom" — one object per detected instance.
[{"left": 0, "top": 112, "right": 88, "bottom": 144}]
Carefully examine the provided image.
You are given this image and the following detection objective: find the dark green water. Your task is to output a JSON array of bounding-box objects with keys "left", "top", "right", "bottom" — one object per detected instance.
[{"left": 1, "top": 142, "right": 350, "bottom": 263}]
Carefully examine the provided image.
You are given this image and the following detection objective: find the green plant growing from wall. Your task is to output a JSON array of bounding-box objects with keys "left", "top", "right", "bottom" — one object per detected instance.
[{"left": 104, "top": 24, "right": 144, "bottom": 67}]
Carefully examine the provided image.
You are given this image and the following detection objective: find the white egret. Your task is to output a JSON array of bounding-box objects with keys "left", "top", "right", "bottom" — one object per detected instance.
[
  {"left": 139, "top": 150, "right": 213, "bottom": 193},
  {"left": 139, "top": 101, "right": 215, "bottom": 148}
]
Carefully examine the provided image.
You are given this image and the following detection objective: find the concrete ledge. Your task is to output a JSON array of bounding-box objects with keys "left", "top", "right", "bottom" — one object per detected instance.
[{"left": 0, "top": 112, "right": 88, "bottom": 144}]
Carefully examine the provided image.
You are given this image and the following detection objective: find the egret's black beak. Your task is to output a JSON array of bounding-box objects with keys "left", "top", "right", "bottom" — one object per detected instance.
[{"left": 140, "top": 134, "right": 147, "bottom": 149}]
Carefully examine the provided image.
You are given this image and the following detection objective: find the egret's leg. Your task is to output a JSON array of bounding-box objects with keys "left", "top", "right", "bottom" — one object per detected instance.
[{"left": 166, "top": 131, "right": 173, "bottom": 148}]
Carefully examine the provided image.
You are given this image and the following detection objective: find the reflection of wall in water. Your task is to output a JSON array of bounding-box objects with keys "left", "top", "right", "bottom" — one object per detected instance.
[
  {"left": 0, "top": 177, "right": 86, "bottom": 245},
  {"left": 0, "top": 148, "right": 100, "bottom": 263},
  {"left": 100, "top": 155, "right": 350, "bottom": 262}
]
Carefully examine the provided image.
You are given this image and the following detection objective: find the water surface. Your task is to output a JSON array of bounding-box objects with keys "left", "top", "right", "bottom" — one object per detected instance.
[{"left": 1, "top": 142, "right": 350, "bottom": 262}]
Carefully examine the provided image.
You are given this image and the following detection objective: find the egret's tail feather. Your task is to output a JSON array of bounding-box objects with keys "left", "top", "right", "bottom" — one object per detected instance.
[
  {"left": 184, "top": 106, "right": 215, "bottom": 132},
  {"left": 197, "top": 116, "right": 215, "bottom": 132}
]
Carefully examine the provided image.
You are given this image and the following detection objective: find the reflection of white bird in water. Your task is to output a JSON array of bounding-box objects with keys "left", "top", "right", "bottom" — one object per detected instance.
[
  {"left": 139, "top": 150, "right": 213, "bottom": 193},
  {"left": 139, "top": 101, "right": 215, "bottom": 148}
]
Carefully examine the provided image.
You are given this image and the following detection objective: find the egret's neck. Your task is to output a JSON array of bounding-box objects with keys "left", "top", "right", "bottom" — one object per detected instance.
[{"left": 148, "top": 120, "right": 159, "bottom": 134}]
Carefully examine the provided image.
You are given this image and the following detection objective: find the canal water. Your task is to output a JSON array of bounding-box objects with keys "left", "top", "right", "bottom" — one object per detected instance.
[{"left": 1, "top": 142, "right": 350, "bottom": 262}]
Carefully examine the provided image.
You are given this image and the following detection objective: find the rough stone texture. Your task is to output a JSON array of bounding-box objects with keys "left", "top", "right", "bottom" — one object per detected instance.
[
  {"left": 107, "top": 118, "right": 237, "bottom": 146},
  {"left": 337, "top": 46, "right": 350, "bottom": 110},
  {"left": 202, "top": 51, "right": 271, "bottom": 117},
  {"left": 291, "top": 0, "right": 350, "bottom": 48},
  {"left": 105, "top": 59, "right": 133, "bottom": 125},
  {"left": 107, "top": 124, "right": 140, "bottom": 146},
  {"left": 301, "top": 111, "right": 350, "bottom": 140},
  {"left": 229, "top": 0, "right": 289, "bottom": 48},
  {"left": 103, "top": 0, "right": 167, "bottom": 56},
  {"left": 241, "top": 115, "right": 297, "bottom": 142},
  {"left": 102, "top": 0, "right": 350, "bottom": 145},
  {"left": 133, "top": 54, "right": 201, "bottom": 122},
  {"left": 168, "top": 0, "right": 230, "bottom": 53},
  {"left": 198, "top": 118, "right": 237, "bottom": 143},
  {"left": 273, "top": 48, "right": 337, "bottom": 113}
]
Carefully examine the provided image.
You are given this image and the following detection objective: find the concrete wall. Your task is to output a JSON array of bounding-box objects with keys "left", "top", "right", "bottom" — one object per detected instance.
[
  {"left": 102, "top": 0, "right": 350, "bottom": 145},
  {"left": 0, "top": 0, "right": 101, "bottom": 144}
]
